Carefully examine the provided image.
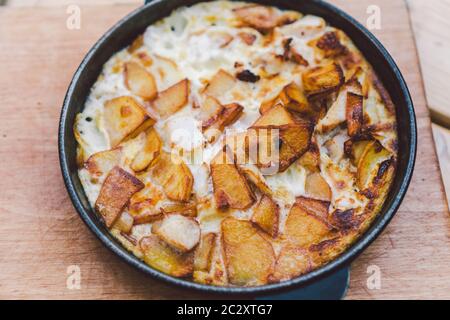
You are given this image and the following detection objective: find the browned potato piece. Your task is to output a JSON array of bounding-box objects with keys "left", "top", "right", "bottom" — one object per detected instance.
[
  {"left": 284, "top": 201, "right": 333, "bottom": 247},
  {"left": 124, "top": 61, "right": 157, "bottom": 100},
  {"left": 221, "top": 218, "right": 275, "bottom": 286},
  {"left": 233, "top": 5, "right": 298, "bottom": 34},
  {"left": 131, "top": 128, "right": 161, "bottom": 172},
  {"left": 357, "top": 141, "right": 391, "bottom": 191},
  {"left": 203, "top": 69, "right": 236, "bottom": 98},
  {"left": 279, "top": 122, "right": 313, "bottom": 155},
  {"left": 161, "top": 201, "right": 197, "bottom": 217},
  {"left": 211, "top": 149, "right": 255, "bottom": 210},
  {"left": 152, "top": 214, "right": 200, "bottom": 252},
  {"left": 151, "top": 152, "right": 193, "bottom": 202},
  {"left": 344, "top": 139, "right": 372, "bottom": 166},
  {"left": 152, "top": 79, "right": 189, "bottom": 118},
  {"left": 194, "top": 233, "right": 217, "bottom": 272},
  {"left": 252, "top": 104, "right": 295, "bottom": 127},
  {"left": 123, "top": 117, "right": 156, "bottom": 141},
  {"left": 139, "top": 235, "right": 194, "bottom": 277},
  {"left": 269, "top": 244, "right": 312, "bottom": 283},
  {"left": 104, "top": 96, "right": 149, "bottom": 147},
  {"left": 95, "top": 166, "right": 144, "bottom": 228},
  {"left": 302, "top": 63, "right": 344, "bottom": 98},
  {"left": 346, "top": 92, "right": 363, "bottom": 137},
  {"left": 133, "top": 210, "right": 162, "bottom": 225},
  {"left": 314, "top": 31, "right": 346, "bottom": 58},
  {"left": 240, "top": 165, "right": 272, "bottom": 195},
  {"left": 203, "top": 103, "right": 244, "bottom": 143},
  {"left": 233, "top": 5, "right": 279, "bottom": 34},
  {"left": 128, "top": 34, "right": 144, "bottom": 53},
  {"left": 84, "top": 147, "right": 122, "bottom": 179},
  {"left": 305, "top": 172, "right": 332, "bottom": 202},
  {"left": 295, "top": 196, "right": 330, "bottom": 221},
  {"left": 298, "top": 143, "right": 320, "bottom": 172},
  {"left": 282, "top": 82, "right": 312, "bottom": 114},
  {"left": 259, "top": 83, "right": 312, "bottom": 115},
  {"left": 251, "top": 195, "right": 279, "bottom": 237}
]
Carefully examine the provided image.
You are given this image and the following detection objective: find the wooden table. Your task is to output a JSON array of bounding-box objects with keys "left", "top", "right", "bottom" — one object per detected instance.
[{"left": 0, "top": 0, "right": 449, "bottom": 299}]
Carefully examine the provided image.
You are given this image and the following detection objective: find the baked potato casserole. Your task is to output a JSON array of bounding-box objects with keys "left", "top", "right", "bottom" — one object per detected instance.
[{"left": 74, "top": 1, "right": 397, "bottom": 286}]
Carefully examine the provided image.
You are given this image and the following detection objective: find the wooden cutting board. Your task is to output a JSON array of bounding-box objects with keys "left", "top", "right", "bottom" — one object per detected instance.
[{"left": 0, "top": 0, "right": 448, "bottom": 299}]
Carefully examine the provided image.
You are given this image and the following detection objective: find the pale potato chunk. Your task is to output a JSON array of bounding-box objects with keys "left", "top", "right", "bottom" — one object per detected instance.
[
  {"left": 95, "top": 166, "right": 144, "bottom": 227},
  {"left": 152, "top": 214, "right": 200, "bottom": 252},
  {"left": 151, "top": 79, "right": 189, "bottom": 118},
  {"left": 203, "top": 69, "right": 236, "bottom": 98},
  {"left": 221, "top": 218, "right": 275, "bottom": 286},
  {"left": 252, "top": 104, "right": 295, "bottom": 127},
  {"left": 103, "top": 96, "right": 149, "bottom": 147},
  {"left": 124, "top": 61, "right": 157, "bottom": 100},
  {"left": 140, "top": 235, "right": 194, "bottom": 277},
  {"left": 305, "top": 172, "right": 332, "bottom": 202}
]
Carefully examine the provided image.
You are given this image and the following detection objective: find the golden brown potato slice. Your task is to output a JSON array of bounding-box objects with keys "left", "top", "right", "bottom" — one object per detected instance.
[
  {"left": 233, "top": 5, "right": 279, "bottom": 34},
  {"left": 161, "top": 201, "right": 197, "bottom": 217},
  {"left": 84, "top": 147, "right": 123, "bottom": 180},
  {"left": 357, "top": 141, "right": 391, "bottom": 191},
  {"left": 203, "top": 69, "right": 236, "bottom": 98},
  {"left": 313, "top": 31, "right": 347, "bottom": 58},
  {"left": 305, "top": 172, "right": 332, "bottom": 202},
  {"left": 133, "top": 210, "right": 163, "bottom": 225},
  {"left": 279, "top": 122, "right": 313, "bottom": 155},
  {"left": 130, "top": 128, "right": 161, "bottom": 172},
  {"left": 346, "top": 92, "right": 364, "bottom": 137},
  {"left": 269, "top": 244, "right": 312, "bottom": 283},
  {"left": 103, "top": 96, "right": 149, "bottom": 147},
  {"left": 233, "top": 5, "right": 298, "bottom": 34},
  {"left": 284, "top": 201, "right": 333, "bottom": 247},
  {"left": 127, "top": 34, "right": 144, "bottom": 54},
  {"left": 282, "top": 82, "right": 312, "bottom": 114},
  {"left": 152, "top": 214, "right": 200, "bottom": 252},
  {"left": 221, "top": 218, "right": 275, "bottom": 286},
  {"left": 151, "top": 79, "right": 189, "bottom": 118},
  {"left": 123, "top": 117, "right": 156, "bottom": 141},
  {"left": 295, "top": 196, "right": 330, "bottom": 221},
  {"left": 139, "top": 235, "right": 194, "bottom": 277},
  {"left": 124, "top": 61, "right": 157, "bottom": 100},
  {"left": 298, "top": 143, "right": 320, "bottom": 172},
  {"left": 252, "top": 104, "right": 295, "bottom": 127},
  {"left": 240, "top": 164, "right": 272, "bottom": 195},
  {"left": 302, "top": 63, "right": 344, "bottom": 98},
  {"left": 251, "top": 195, "right": 279, "bottom": 237},
  {"left": 211, "top": 148, "right": 255, "bottom": 210},
  {"left": 95, "top": 166, "right": 144, "bottom": 228},
  {"left": 203, "top": 103, "right": 244, "bottom": 143},
  {"left": 151, "top": 152, "right": 193, "bottom": 202},
  {"left": 344, "top": 139, "right": 372, "bottom": 166},
  {"left": 194, "top": 233, "right": 216, "bottom": 272}
]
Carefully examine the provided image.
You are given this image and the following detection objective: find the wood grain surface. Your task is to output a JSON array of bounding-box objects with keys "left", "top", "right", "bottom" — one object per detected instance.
[{"left": 0, "top": 0, "right": 448, "bottom": 299}]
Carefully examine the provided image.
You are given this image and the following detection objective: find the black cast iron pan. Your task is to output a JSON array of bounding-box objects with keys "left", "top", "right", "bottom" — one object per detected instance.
[{"left": 59, "top": 0, "right": 417, "bottom": 297}]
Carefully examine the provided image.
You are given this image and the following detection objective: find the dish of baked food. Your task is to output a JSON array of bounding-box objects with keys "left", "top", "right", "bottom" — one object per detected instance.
[{"left": 74, "top": 1, "right": 397, "bottom": 286}]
